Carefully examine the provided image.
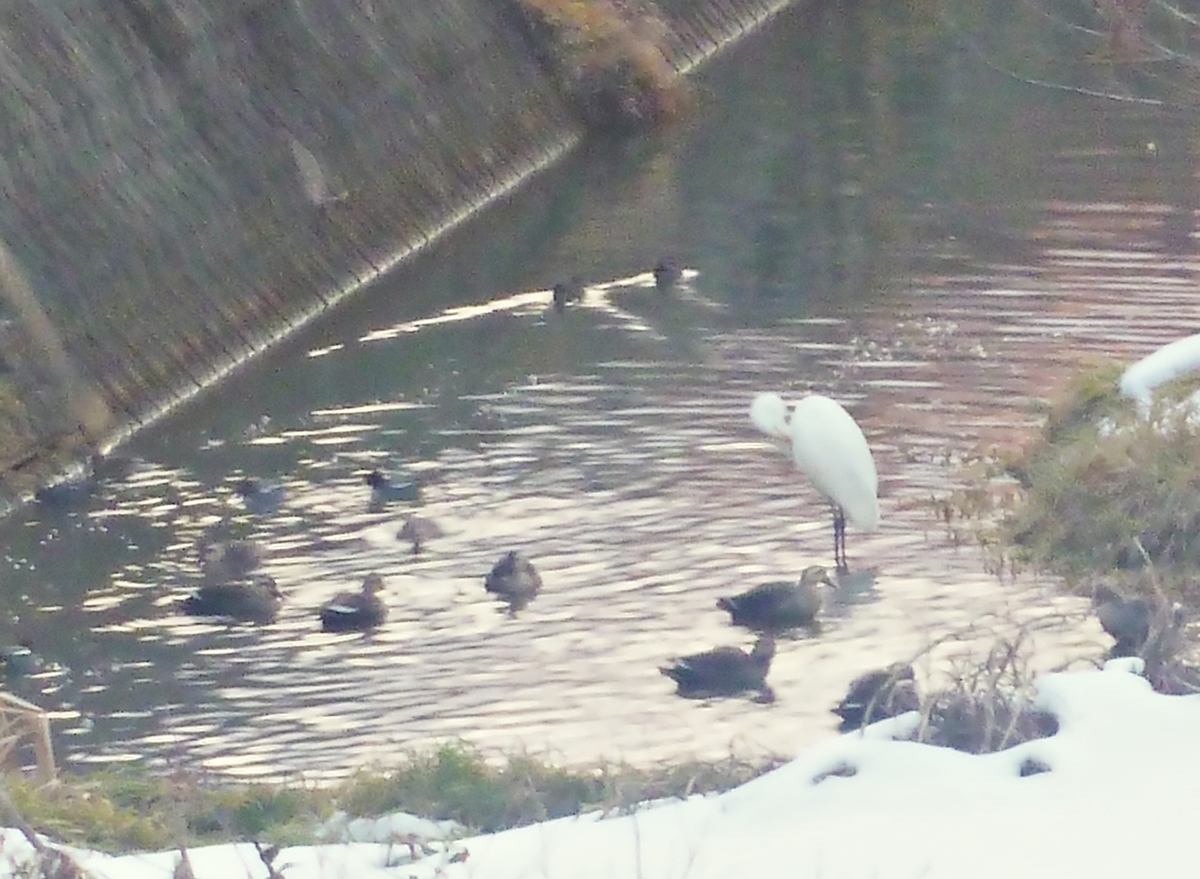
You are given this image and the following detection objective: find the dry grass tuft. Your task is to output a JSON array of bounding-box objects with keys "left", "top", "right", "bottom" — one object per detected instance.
[
  {"left": 912, "top": 634, "right": 1058, "bottom": 754},
  {"left": 512, "top": 0, "right": 691, "bottom": 132}
]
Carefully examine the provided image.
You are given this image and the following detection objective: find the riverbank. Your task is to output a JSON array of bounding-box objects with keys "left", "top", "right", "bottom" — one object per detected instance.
[
  {"left": 0, "top": 0, "right": 800, "bottom": 503},
  {"left": 1, "top": 657, "right": 1194, "bottom": 878}
]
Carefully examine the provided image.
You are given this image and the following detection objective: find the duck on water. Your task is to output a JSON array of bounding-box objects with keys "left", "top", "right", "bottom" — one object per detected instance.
[
  {"left": 718, "top": 565, "right": 835, "bottom": 634},
  {"left": 319, "top": 574, "right": 388, "bottom": 632},
  {"left": 660, "top": 637, "right": 776, "bottom": 703},
  {"left": 180, "top": 576, "right": 283, "bottom": 624}
]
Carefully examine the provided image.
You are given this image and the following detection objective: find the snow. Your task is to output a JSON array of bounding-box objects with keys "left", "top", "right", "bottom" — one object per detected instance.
[
  {"left": 1119, "top": 332, "right": 1200, "bottom": 409},
  {"left": 7, "top": 659, "right": 1200, "bottom": 879}
]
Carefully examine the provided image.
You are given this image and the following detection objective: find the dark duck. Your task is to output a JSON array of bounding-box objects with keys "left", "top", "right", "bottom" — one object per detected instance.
[
  {"left": 484, "top": 550, "right": 542, "bottom": 609},
  {"left": 718, "top": 565, "right": 835, "bottom": 634},
  {"left": 660, "top": 637, "right": 776, "bottom": 703},
  {"left": 832, "top": 662, "right": 920, "bottom": 731},
  {"left": 319, "top": 574, "right": 388, "bottom": 632},
  {"left": 181, "top": 575, "right": 283, "bottom": 624}
]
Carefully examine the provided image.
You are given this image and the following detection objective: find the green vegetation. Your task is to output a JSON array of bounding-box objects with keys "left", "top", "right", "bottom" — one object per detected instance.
[
  {"left": 992, "top": 363, "right": 1200, "bottom": 592},
  {"left": 934, "top": 362, "right": 1200, "bottom": 588},
  {"left": 5, "top": 745, "right": 780, "bottom": 853}
]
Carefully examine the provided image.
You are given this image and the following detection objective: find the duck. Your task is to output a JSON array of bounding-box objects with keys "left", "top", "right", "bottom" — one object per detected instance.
[
  {"left": 90, "top": 452, "right": 138, "bottom": 482},
  {"left": 199, "top": 538, "right": 262, "bottom": 582},
  {"left": 832, "top": 662, "right": 919, "bottom": 731},
  {"left": 397, "top": 515, "right": 444, "bottom": 553},
  {"left": 319, "top": 574, "right": 388, "bottom": 632},
  {"left": 234, "top": 478, "right": 286, "bottom": 516},
  {"left": 552, "top": 277, "right": 582, "bottom": 312},
  {"left": 398, "top": 518, "right": 446, "bottom": 552},
  {"left": 180, "top": 576, "right": 283, "bottom": 624},
  {"left": 660, "top": 637, "right": 776, "bottom": 702},
  {"left": 1093, "top": 585, "right": 1152, "bottom": 657},
  {"left": 717, "top": 565, "right": 835, "bottom": 633},
  {"left": 34, "top": 472, "right": 97, "bottom": 513},
  {"left": 484, "top": 550, "right": 542, "bottom": 607},
  {"left": 0, "top": 642, "right": 42, "bottom": 677},
  {"left": 32, "top": 451, "right": 138, "bottom": 513},
  {"left": 653, "top": 256, "right": 681, "bottom": 293},
  {"left": 365, "top": 469, "right": 419, "bottom": 505}
]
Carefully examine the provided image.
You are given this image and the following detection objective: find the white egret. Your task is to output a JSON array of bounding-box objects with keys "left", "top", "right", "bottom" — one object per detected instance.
[{"left": 750, "top": 391, "right": 880, "bottom": 571}]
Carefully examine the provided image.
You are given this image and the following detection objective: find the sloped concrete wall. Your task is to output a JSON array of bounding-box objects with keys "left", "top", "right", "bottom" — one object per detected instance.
[{"left": 0, "top": 0, "right": 797, "bottom": 497}]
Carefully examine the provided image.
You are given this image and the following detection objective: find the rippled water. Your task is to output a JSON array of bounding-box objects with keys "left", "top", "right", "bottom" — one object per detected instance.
[{"left": 3, "top": 7, "right": 1200, "bottom": 780}]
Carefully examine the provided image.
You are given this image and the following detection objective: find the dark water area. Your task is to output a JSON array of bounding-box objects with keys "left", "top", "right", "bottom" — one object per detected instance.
[{"left": 4, "top": 5, "right": 1200, "bottom": 780}]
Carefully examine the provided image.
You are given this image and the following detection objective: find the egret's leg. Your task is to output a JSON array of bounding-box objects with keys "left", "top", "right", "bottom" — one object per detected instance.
[{"left": 833, "top": 509, "right": 848, "bottom": 572}]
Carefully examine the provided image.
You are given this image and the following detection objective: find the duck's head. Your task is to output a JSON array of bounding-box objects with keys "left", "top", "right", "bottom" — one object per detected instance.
[
  {"left": 552, "top": 282, "right": 571, "bottom": 312},
  {"left": 799, "top": 565, "right": 836, "bottom": 591},
  {"left": 751, "top": 636, "right": 777, "bottom": 666},
  {"left": 364, "top": 470, "right": 386, "bottom": 489},
  {"left": 653, "top": 256, "right": 680, "bottom": 292},
  {"left": 234, "top": 478, "right": 257, "bottom": 497},
  {"left": 256, "top": 576, "right": 283, "bottom": 599},
  {"left": 362, "top": 573, "right": 385, "bottom": 596},
  {"left": 884, "top": 662, "right": 916, "bottom": 682}
]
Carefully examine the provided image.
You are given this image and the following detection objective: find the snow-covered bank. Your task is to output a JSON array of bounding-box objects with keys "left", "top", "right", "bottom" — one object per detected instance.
[{"left": 8, "top": 659, "right": 1199, "bottom": 879}]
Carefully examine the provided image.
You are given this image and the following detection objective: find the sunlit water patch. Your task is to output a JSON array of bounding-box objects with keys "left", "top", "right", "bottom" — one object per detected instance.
[{"left": 4, "top": 8, "right": 1200, "bottom": 780}]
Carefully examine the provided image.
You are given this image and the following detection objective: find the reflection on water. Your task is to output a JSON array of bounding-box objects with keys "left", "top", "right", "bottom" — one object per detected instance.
[{"left": 3, "top": 5, "right": 1200, "bottom": 779}]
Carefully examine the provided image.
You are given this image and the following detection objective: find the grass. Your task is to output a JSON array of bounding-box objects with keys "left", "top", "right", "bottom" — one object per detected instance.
[
  {"left": 936, "top": 361, "right": 1200, "bottom": 594},
  {"left": 512, "top": 0, "right": 691, "bottom": 132},
  {"left": 1005, "top": 365, "right": 1200, "bottom": 579},
  {"left": 928, "top": 359, "right": 1200, "bottom": 697},
  {"left": 910, "top": 633, "right": 1059, "bottom": 754},
  {"left": 4, "top": 745, "right": 781, "bottom": 854}
]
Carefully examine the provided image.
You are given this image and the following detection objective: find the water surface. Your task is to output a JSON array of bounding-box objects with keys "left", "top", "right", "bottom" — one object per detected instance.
[{"left": 4, "top": 5, "right": 1200, "bottom": 779}]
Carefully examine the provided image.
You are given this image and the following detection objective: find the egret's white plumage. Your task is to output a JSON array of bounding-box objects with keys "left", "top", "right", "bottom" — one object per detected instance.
[
  {"left": 750, "top": 392, "right": 792, "bottom": 440},
  {"left": 751, "top": 391, "right": 880, "bottom": 569}
]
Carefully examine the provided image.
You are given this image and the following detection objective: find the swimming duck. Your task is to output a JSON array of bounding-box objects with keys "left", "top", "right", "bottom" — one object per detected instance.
[
  {"left": 660, "top": 637, "right": 776, "bottom": 702},
  {"left": 717, "top": 565, "right": 835, "bottom": 633},
  {"left": 319, "top": 574, "right": 388, "bottom": 632},
  {"left": 653, "top": 256, "right": 681, "bottom": 293},
  {"left": 832, "top": 662, "right": 919, "bottom": 731},
  {"left": 180, "top": 576, "right": 283, "bottom": 624},
  {"left": 199, "top": 538, "right": 262, "bottom": 582},
  {"left": 34, "top": 472, "right": 97, "bottom": 512},
  {"left": 234, "top": 478, "right": 286, "bottom": 516},
  {"left": 397, "top": 515, "right": 444, "bottom": 553},
  {"left": 1093, "top": 585, "right": 1152, "bottom": 657},
  {"left": 90, "top": 452, "right": 138, "bottom": 482},
  {"left": 552, "top": 277, "right": 582, "bottom": 313},
  {"left": 0, "top": 642, "right": 42, "bottom": 677},
  {"left": 484, "top": 550, "right": 542, "bottom": 606},
  {"left": 365, "top": 470, "right": 419, "bottom": 504},
  {"left": 33, "top": 451, "right": 138, "bottom": 513}
]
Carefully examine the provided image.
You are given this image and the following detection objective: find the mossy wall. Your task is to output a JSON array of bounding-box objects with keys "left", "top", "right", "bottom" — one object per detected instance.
[{"left": 0, "top": 0, "right": 798, "bottom": 497}]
